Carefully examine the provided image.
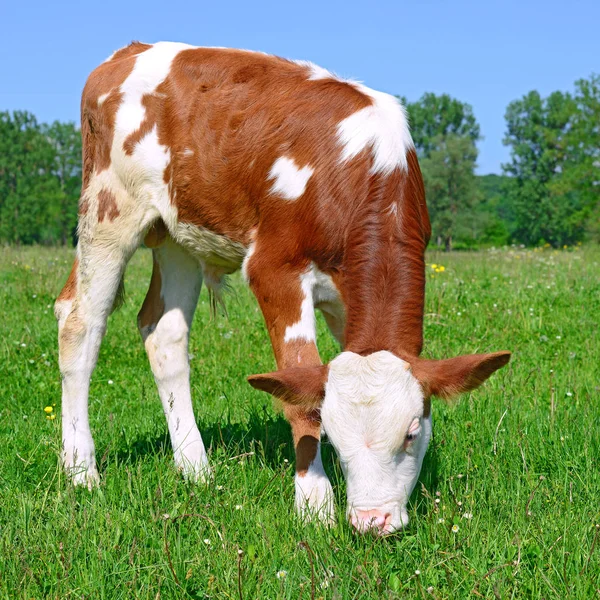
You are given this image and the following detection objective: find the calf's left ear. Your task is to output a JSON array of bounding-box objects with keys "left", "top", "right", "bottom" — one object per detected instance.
[
  {"left": 411, "top": 351, "right": 511, "bottom": 400},
  {"left": 247, "top": 365, "right": 328, "bottom": 410}
]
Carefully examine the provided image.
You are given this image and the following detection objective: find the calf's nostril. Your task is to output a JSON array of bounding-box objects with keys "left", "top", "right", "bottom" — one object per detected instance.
[{"left": 350, "top": 509, "right": 391, "bottom": 533}]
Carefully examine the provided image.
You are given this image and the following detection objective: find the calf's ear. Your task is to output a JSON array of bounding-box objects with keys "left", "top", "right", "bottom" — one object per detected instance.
[
  {"left": 411, "top": 351, "right": 511, "bottom": 400},
  {"left": 247, "top": 365, "right": 328, "bottom": 410}
]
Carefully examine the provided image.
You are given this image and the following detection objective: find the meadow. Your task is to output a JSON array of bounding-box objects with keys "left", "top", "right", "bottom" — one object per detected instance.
[{"left": 1, "top": 244, "right": 598, "bottom": 599}]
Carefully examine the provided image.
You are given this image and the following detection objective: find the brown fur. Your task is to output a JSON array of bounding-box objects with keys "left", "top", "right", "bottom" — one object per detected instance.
[
  {"left": 144, "top": 220, "right": 168, "bottom": 248},
  {"left": 57, "top": 259, "right": 78, "bottom": 302},
  {"left": 137, "top": 254, "right": 165, "bottom": 330},
  {"left": 97, "top": 189, "right": 120, "bottom": 222}
]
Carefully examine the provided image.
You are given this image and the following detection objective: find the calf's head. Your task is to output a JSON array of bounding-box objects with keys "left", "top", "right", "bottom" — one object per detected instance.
[{"left": 249, "top": 349, "right": 510, "bottom": 534}]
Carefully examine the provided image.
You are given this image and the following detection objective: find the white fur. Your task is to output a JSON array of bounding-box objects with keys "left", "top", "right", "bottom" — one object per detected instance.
[
  {"left": 284, "top": 266, "right": 317, "bottom": 343},
  {"left": 268, "top": 156, "right": 314, "bottom": 201},
  {"left": 321, "top": 351, "right": 431, "bottom": 532},
  {"left": 97, "top": 92, "right": 110, "bottom": 106},
  {"left": 337, "top": 86, "right": 413, "bottom": 174},
  {"left": 140, "top": 240, "right": 209, "bottom": 481},
  {"left": 111, "top": 42, "right": 196, "bottom": 233},
  {"left": 241, "top": 241, "right": 256, "bottom": 283},
  {"left": 293, "top": 59, "right": 335, "bottom": 81},
  {"left": 295, "top": 441, "right": 335, "bottom": 525}
]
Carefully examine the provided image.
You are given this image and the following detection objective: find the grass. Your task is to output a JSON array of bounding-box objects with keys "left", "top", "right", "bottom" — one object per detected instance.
[{"left": 1, "top": 243, "right": 599, "bottom": 599}]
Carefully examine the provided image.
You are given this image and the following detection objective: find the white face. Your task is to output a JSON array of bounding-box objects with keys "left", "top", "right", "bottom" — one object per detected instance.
[{"left": 320, "top": 351, "right": 432, "bottom": 533}]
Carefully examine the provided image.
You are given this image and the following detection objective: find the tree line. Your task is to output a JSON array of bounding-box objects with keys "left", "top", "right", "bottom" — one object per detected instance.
[{"left": 1, "top": 73, "right": 598, "bottom": 248}]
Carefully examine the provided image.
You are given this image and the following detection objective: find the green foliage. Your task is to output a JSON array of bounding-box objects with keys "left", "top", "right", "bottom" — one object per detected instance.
[
  {"left": 1, "top": 245, "right": 599, "bottom": 598},
  {"left": 0, "top": 111, "right": 81, "bottom": 245},
  {"left": 419, "top": 133, "right": 480, "bottom": 250},
  {"left": 401, "top": 92, "right": 480, "bottom": 157},
  {"left": 403, "top": 94, "right": 484, "bottom": 250},
  {"left": 503, "top": 76, "right": 600, "bottom": 247}
]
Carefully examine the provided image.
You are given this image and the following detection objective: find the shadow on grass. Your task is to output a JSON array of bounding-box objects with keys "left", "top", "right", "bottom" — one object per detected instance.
[
  {"left": 109, "top": 407, "right": 341, "bottom": 476},
  {"left": 108, "top": 406, "right": 441, "bottom": 515}
]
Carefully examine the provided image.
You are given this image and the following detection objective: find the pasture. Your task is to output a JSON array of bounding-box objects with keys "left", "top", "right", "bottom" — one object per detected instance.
[{"left": 1, "top": 244, "right": 598, "bottom": 599}]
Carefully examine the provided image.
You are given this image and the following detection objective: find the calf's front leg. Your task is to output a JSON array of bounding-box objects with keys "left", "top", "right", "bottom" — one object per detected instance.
[{"left": 246, "top": 257, "right": 334, "bottom": 525}]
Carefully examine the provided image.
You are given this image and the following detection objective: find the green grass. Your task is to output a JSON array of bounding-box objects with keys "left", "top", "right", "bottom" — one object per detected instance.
[{"left": 1, "top": 244, "right": 599, "bottom": 599}]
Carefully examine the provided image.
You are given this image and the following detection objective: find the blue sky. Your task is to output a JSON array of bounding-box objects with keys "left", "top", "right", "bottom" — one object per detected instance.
[{"left": 2, "top": 0, "right": 598, "bottom": 174}]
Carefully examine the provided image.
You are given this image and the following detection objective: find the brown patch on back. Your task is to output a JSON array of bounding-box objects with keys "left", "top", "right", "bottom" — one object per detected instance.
[
  {"left": 80, "top": 42, "right": 151, "bottom": 192},
  {"left": 144, "top": 220, "right": 168, "bottom": 248},
  {"left": 57, "top": 259, "right": 79, "bottom": 302},
  {"left": 133, "top": 48, "right": 373, "bottom": 244},
  {"left": 138, "top": 254, "right": 165, "bottom": 331},
  {"left": 97, "top": 189, "right": 120, "bottom": 222}
]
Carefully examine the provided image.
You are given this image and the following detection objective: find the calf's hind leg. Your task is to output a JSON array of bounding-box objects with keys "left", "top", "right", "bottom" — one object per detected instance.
[
  {"left": 138, "top": 238, "right": 209, "bottom": 481},
  {"left": 56, "top": 244, "right": 130, "bottom": 488}
]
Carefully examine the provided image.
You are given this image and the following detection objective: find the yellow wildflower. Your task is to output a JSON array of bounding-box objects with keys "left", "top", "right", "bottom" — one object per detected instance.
[
  {"left": 431, "top": 264, "right": 437, "bottom": 269},
  {"left": 44, "top": 406, "right": 53, "bottom": 413},
  {"left": 46, "top": 414, "right": 56, "bottom": 420}
]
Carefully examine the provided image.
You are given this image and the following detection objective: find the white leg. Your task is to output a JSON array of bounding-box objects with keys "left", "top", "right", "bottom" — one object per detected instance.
[
  {"left": 138, "top": 239, "right": 209, "bottom": 481},
  {"left": 295, "top": 441, "right": 335, "bottom": 526},
  {"left": 56, "top": 247, "right": 127, "bottom": 488}
]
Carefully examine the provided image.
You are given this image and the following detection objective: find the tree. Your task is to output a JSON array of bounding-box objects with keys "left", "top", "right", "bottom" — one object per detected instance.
[
  {"left": 502, "top": 77, "right": 600, "bottom": 247},
  {"left": 400, "top": 93, "right": 480, "bottom": 158},
  {"left": 420, "top": 134, "right": 480, "bottom": 250},
  {"left": 44, "top": 121, "right": 82, "bottom": 245},
  {"left": 0, "top": 111, "right": 81, "bottom": 245}
]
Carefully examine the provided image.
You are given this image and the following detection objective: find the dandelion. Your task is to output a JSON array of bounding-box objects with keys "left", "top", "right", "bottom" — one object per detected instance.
[
  {"left": 431, "top": 264, "right": 438, "bottom": 269},
  {"left": 46, "top": 414, "right": 56, "bottom": 420},
  {"left": 452, "top": 524, "right": 459, "bottom": 533},
  {"left": 44, "top": 406, "right": 53, "bottom": 413},
  {"left": 276, "top": 570, "right": 287, "bottom": 580}
]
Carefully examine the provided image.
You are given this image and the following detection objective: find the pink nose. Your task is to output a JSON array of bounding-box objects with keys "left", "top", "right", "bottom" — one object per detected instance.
[{"left": 350, "top": 510, "right": 392, "bottom": 533}]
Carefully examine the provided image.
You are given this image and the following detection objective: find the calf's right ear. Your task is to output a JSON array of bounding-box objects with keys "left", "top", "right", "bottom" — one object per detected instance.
[
  {"left": 411, "top": 351, "right": 511, "bottom": 400},
  {"left": 247, "top": 365, "right": 328, "bottom": 410}
]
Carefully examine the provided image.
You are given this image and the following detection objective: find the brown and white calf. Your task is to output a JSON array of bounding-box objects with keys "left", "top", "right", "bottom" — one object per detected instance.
[{"left": 55, "top": 41, "right": 510, "bottom": 534}]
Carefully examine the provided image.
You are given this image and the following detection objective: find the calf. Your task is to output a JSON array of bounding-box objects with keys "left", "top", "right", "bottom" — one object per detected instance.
[{"left": 56, "top": 42, "right": 510, "bottom": 534}]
